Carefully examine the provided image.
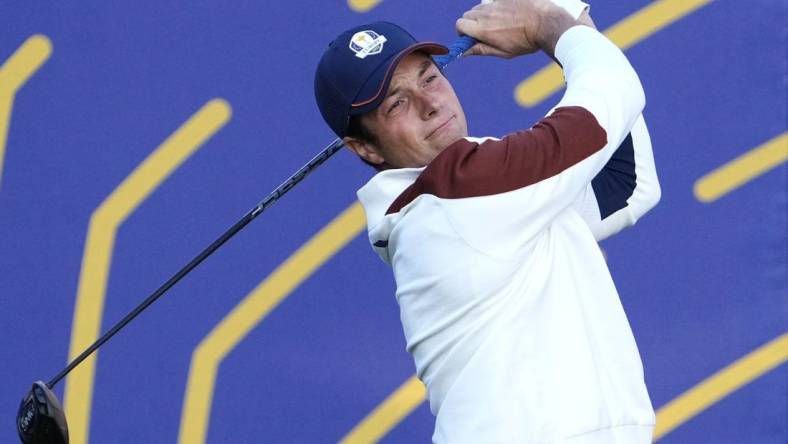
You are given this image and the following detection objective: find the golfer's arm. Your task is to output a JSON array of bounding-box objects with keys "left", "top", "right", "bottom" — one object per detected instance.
[
  {"left": 406, "top": 25, "right": 646, "bottom": 254},
  {"left": 572, "top": 115, "right": 661, "bottom": 241},
  {"left": 555, "top": 25, "right": 644, "bottom": 164}
]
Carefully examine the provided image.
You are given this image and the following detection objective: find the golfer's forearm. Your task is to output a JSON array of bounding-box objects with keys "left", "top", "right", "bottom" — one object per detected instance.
[{"left": 556, "top": 26, "right": 645, "bottom": 160}]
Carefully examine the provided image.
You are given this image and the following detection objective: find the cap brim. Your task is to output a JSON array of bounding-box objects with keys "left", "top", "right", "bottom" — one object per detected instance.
[{"left": 349, "top": 42, "right": 449, "bottom": 116}]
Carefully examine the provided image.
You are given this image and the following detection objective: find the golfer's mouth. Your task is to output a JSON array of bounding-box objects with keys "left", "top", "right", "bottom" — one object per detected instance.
[{"left": 426, "top": 115, "right": 455, "bottom": 140}]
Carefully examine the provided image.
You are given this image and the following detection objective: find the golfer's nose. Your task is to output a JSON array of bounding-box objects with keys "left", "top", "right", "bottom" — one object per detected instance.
[{"left": 419, "top": 91, "right": 441, "bottom": 120}]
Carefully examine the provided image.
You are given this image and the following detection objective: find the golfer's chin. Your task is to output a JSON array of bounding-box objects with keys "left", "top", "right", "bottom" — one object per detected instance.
[{"left": 426, "top": 128, "right": 466, "bottom": 162}]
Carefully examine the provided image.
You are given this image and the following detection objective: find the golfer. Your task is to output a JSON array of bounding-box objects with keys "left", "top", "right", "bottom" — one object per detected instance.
[{"left": 314, "top": 0, "right": 661, "bottom": 442}]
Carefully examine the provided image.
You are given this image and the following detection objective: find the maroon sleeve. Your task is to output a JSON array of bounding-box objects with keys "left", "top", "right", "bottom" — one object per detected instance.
[{"left": 386, "top": 106, "right": 607, "bottom": 215}]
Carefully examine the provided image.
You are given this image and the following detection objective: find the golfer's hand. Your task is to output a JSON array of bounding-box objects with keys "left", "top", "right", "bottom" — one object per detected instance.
[{"left": 456, "top": 0, "right": 581, "bottom": 58}]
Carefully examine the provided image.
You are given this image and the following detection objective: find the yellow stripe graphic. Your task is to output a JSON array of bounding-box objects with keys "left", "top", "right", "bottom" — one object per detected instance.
[
  {"left": 64, "top": 99, "right": 231, "bottom": 444},
  {"left": 177, "top": 202, "right": 366, "bottom": 444},
  {"left": 694, "top": 132, "right": 788, "bottom": 203},
  {"left": 0, "top": 34, "right": 52, "bottom": 188},
  {"left": 348, "top": 0, "right": 383, "bottom": 12},
  {"left": 347, "top": 334, "right": 788, "bottom": 442},
  {"left": 515, "top": 0, "right": 714, "bottom": 107},
  {"left": 654, "top": 334, "right": 788, "bottom": 440},
  {"left": 340, "top": 375, "right": 426, "bottom": 444}
]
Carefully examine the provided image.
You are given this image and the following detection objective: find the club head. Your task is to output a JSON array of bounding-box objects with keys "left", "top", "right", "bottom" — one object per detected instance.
[{"left": 17, "top": 381, "right": 69, "bottom": 444}]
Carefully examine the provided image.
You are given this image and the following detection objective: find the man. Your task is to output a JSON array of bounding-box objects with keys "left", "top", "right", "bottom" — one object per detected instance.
[{"left": 314, "top": 0, "right": 660, "bottom": 442}]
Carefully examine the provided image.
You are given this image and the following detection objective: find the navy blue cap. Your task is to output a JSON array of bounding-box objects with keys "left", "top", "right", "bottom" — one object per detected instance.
[{"left": 314, "top": 22, "right": 448, "bottom": 138}]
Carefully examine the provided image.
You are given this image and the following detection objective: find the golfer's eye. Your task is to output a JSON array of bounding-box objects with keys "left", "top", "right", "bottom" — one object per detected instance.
[
  {"left": 425, "top": 75, "right": 437, "bottom": 84},
  {"left": 388, "top": 99, "right": 404, "bottom": 114}
]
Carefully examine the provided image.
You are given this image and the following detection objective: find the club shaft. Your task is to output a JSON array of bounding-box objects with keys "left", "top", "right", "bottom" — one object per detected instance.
[{"left": 48, "top": 138, "right": 345, "bottom": 388}]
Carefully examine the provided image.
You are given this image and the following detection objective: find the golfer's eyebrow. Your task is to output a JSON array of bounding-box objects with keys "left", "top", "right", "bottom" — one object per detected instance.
[
  {"left": 418, "top": 60, "right": 432, "bottom": 77},
  {"left": 386, "top": 84, "right": 401, "bottom": 100}
]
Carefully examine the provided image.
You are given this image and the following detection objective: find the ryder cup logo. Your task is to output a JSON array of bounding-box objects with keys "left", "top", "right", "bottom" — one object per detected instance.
[{"left": 349, "top": 30, "right": 387, "bottom": 59}]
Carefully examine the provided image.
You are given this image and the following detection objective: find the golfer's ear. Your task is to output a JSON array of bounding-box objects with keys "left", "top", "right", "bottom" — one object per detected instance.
[{"left": 343, "top": 136, "right": 385, "bottom": 166}]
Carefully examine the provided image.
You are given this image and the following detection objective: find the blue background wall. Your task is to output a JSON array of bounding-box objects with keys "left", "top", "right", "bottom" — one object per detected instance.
[{"left": 1, "top": 0, "right": 785, "bottom": 443}]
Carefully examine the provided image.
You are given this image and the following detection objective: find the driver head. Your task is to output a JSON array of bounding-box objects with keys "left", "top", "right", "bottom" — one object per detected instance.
[{"left": 17, "top": 381, "right": 69, "bottom": 444}]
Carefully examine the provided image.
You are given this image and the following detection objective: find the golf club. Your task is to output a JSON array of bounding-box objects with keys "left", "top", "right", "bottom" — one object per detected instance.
[{"left": 16, "top": 34, "right": 477, "bottom": 444}]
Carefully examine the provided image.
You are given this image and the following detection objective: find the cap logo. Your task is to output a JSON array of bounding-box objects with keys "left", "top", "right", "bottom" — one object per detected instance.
[{"left": 349, "top": 30, "right": 387, "bottom": 59}]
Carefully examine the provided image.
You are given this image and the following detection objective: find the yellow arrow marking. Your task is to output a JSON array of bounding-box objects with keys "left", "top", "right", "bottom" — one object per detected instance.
[
  {"left": 694, "top": 132, "right": 788, "bottom": 203},
  {"left": 515, "top": 0, "right": 714, "bottom": 107},
  {"left": 340, "top": 375, "right": 426, "bottom": 444},
  {"left": 348, "top": 0, "right": 383, "bottom": 12},
  {"left": 0, "top": 34, "right": 52, "bottom": 189},
  {"left": 654, "top": 334, "right": 788, "bottom": 439},
  {"left": 177, "top": 202, "right": 366, "bottom": 444},
  {"left": 345, "top": 334, "right": 788, "bottom": 442},
  {"left": 343, "top": 374, "right": 425, "bottom": 443},
  {"left": 63, "top": 99, "right": 231, "bottom": 444}
]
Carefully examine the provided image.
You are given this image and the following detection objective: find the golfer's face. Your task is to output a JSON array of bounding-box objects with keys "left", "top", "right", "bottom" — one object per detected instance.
[{"left": 363, "top": 52, "right": 468, "bottom": 168}]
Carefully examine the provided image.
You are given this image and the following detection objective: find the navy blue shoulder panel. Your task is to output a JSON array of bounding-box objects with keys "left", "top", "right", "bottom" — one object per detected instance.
[{"left": 591, "top": 133, "right": 636, "bottom": 219}]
